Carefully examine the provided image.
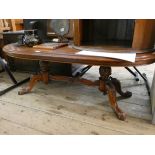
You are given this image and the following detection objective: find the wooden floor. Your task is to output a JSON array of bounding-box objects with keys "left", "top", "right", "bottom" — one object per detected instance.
[{"left": 0, "top": 64, "right": 155, "bottom": 134}]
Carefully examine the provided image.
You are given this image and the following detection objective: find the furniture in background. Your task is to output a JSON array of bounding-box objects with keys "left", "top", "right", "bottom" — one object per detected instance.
[
  {"left": 73, "top": 19, "right": 155, "bottom": 49},
  {"left": 0, "top": 19, "right": 24, "bottom": 58},
  {"left": 0, "top": 19, "right": 83, "bottom": 76},
  {"left": 3, "top": 43, "right": 155, "bottom": 120},
  {"left": 0, "top": 19, "right": 23, "bottom": 32}
]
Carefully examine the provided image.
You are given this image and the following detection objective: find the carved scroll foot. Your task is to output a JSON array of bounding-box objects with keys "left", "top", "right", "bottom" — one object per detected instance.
[
  {"left": 18, "top": 61, "right": 49, "bottom": 95},
  {"left": 18, "top": 74, "right": 43, "bottom": 95},
  {"left": 18, "top": 87, "right": 30, "bottom": 95},
  {"left": 99, "top": 66, "right": 127, "bottom": 120},
  {"left": 111, "top": 77, "right": 132, "bottom": 98},
  {"left": 106, "top": 82, "right": 126, "bottom": 120}
]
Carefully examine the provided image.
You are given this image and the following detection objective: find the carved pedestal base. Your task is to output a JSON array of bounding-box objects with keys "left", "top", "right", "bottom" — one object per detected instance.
[
  {"left": 99, "top": 66, "right": 132, "bottom": 120},
  {"left": 18, "top": 63, "right": 132, "bottom": 121}
]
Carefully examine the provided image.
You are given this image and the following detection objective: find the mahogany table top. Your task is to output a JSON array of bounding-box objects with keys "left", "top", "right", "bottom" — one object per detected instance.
[{"left": 3, "top": 43, "right": 155, "bottom": 67}]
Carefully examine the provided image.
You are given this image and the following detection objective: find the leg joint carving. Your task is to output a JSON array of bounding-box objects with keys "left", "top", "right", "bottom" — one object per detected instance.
[{"left": 99, "top": 66, "right": 111, "bottom": 80}]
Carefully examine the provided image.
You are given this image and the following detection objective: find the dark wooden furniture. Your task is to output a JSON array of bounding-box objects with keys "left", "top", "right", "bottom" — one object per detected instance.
[
  {"left": 3, "top": 43, "right": 155, "bottom": 120},
  {"left": 73, "top": 19, "right": 155, "bottom": 50}
]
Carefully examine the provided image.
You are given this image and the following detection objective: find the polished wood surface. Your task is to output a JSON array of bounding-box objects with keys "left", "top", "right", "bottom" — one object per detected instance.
[
  {"left": 73, "top": 19, "right": 155, "bottom": 50},
  {"left": 73, "top": 19, "right": 83, "bottom": 46},
  {"left": 3, "top": 43, "right": 155, "bottom": 67},
  {"left": 132, "top": 19, "right": 155, "bottom": 50}
]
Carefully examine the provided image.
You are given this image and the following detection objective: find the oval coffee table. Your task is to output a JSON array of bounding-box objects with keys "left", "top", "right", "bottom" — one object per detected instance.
[{"left": 3, "top": 43, "right": 155, "bottom": 120}]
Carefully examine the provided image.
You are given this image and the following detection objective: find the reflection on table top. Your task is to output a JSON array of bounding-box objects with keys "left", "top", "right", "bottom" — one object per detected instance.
[{"left": 3, "top": 43, "right": 155, "bottom": 67}]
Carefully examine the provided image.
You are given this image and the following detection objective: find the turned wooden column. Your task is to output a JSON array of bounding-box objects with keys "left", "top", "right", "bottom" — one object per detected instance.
[
  {"left": 98, "top": 66, "right": 132, "bottom": 120},
  {"left": 18, "top": 61, "right": 49, "bottom": 95},
  {"left": 99, "top": 66, "right": 111, "bottom": 94},
  {"left": 39, "top": 61, "right": 49, "bottom": 84}
]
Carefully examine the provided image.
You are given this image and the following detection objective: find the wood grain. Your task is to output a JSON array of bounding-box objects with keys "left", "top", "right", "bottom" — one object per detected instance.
[
  {"left": 73, "top": 19, "right": 83, "bottom": 46},
  {"left": 3, "top": 43, "right": 155, "bottom": 67},
  {"left": 0, "top": 117, "right": 44, "bottom": 135},
  {"left": 132, "top": 19, "right": 155, "bottom": 50}
]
